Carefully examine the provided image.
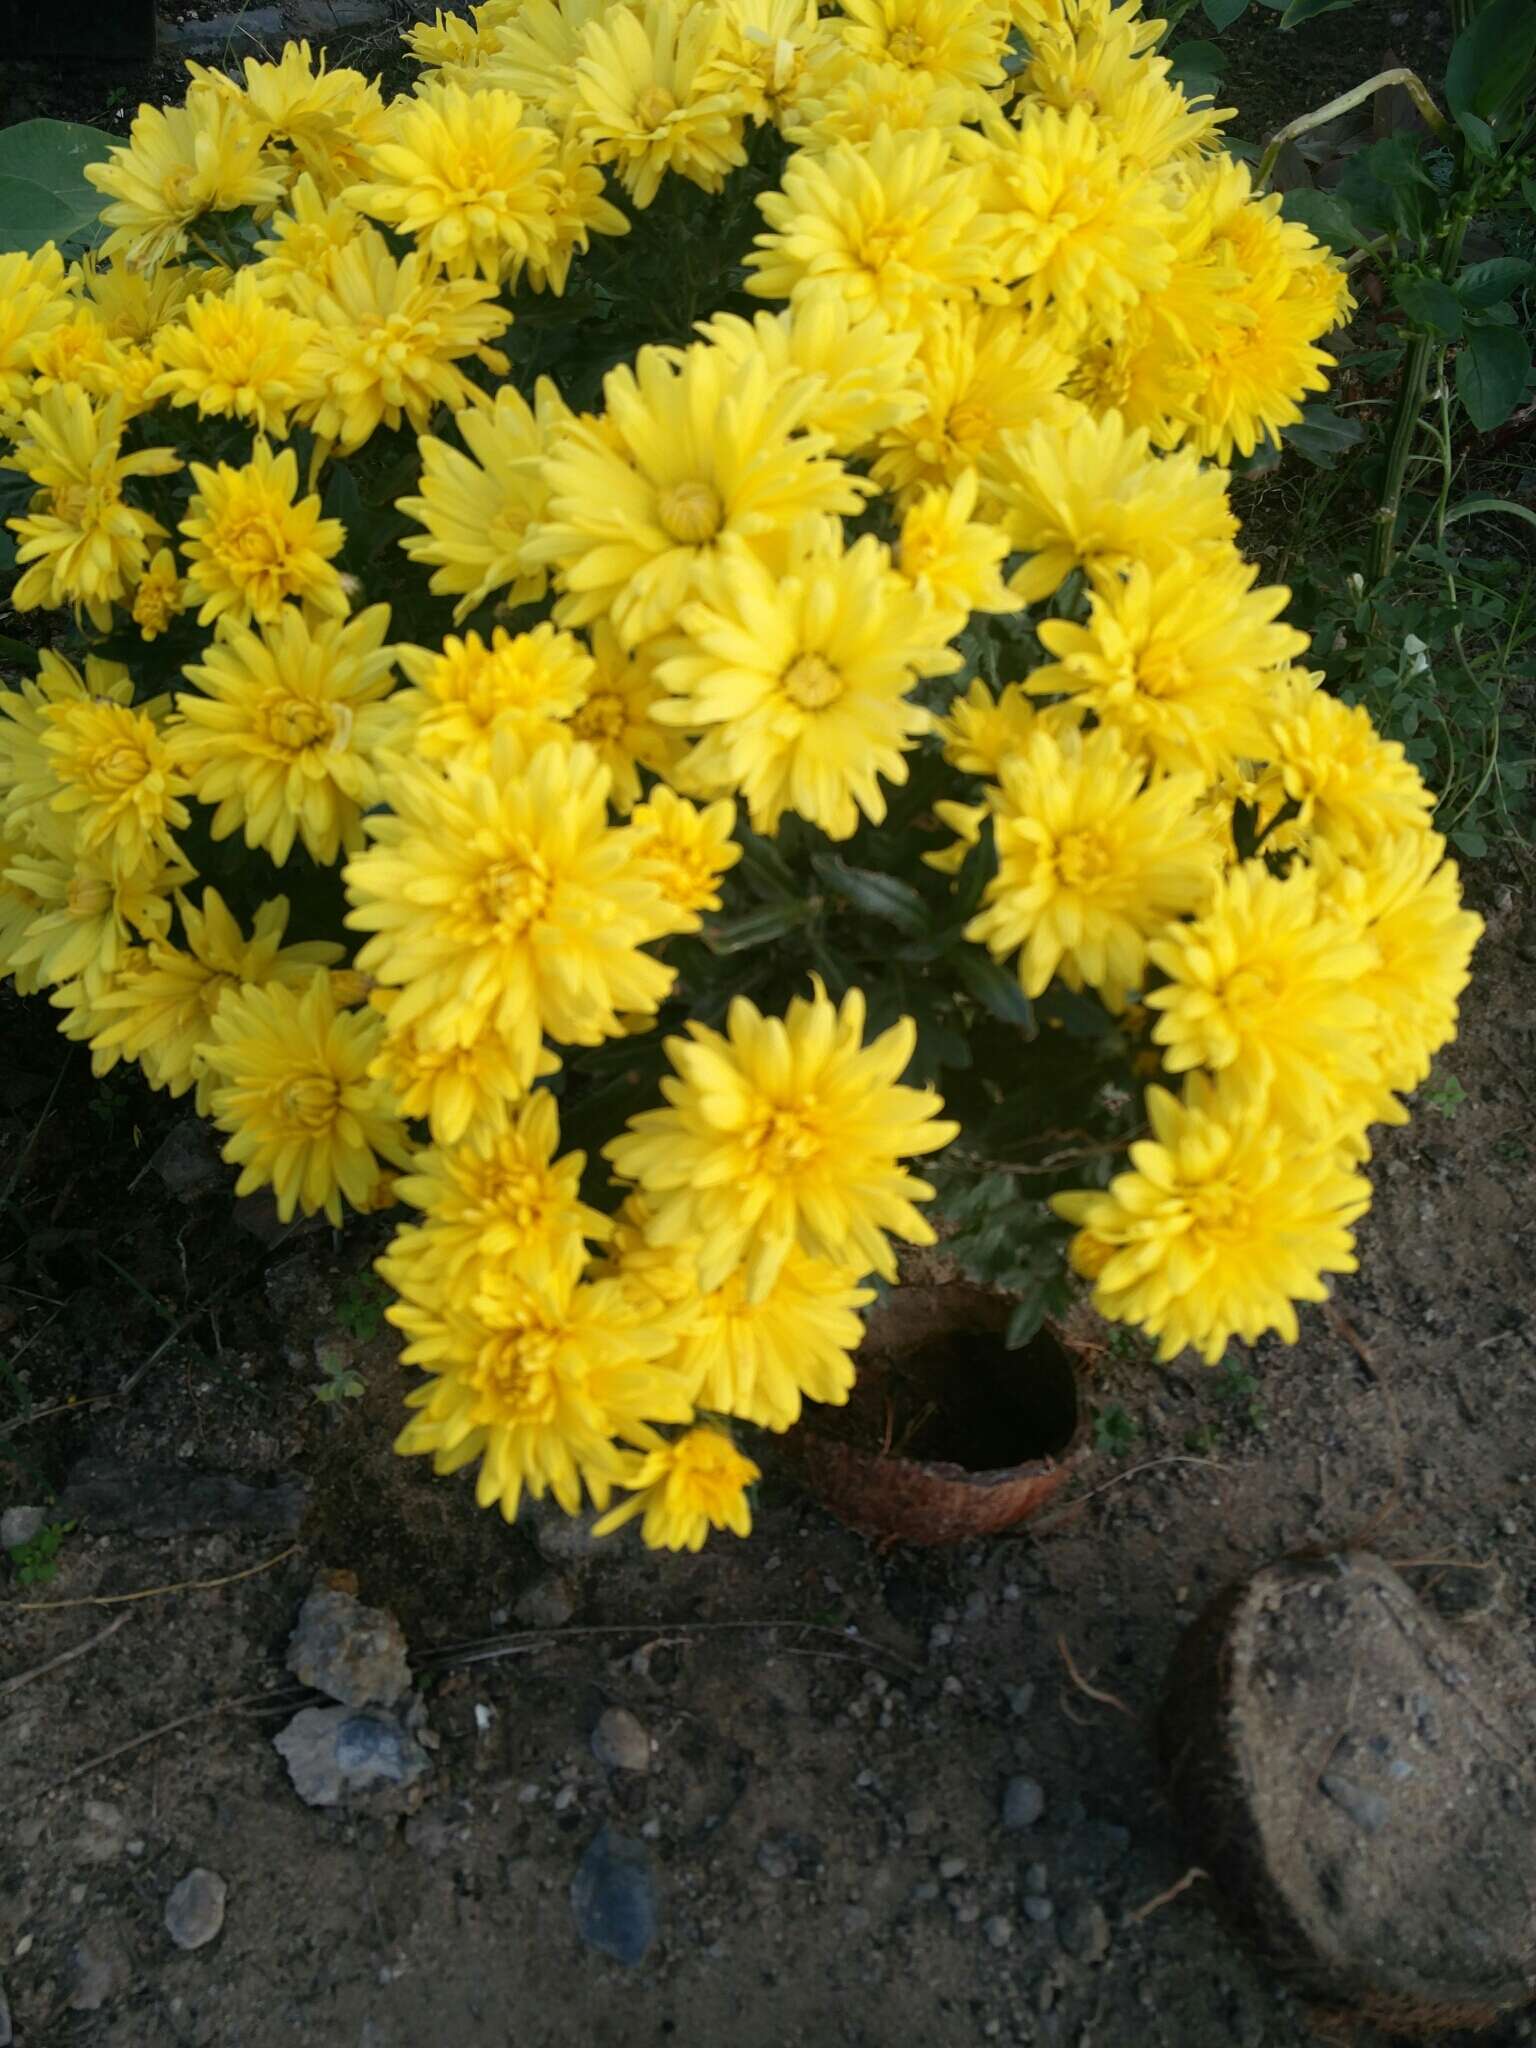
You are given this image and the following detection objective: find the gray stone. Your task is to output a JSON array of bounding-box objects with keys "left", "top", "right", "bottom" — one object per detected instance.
[
  {"left": 938, "top": 1855, "right": 966, "bottom": 1880},
  {"left": 75, "top": 1800, "right": 128, "bottom": 1865},
  {"left": 571, "top": 1826, "right": 657, "bottom": 1967},
  {"left": 164, "top": 1868, "right": 226, "bottom": 1951},
  {"left": 150, "top": 1118, "right": 227, "bottom": 1202},
  {"left": 1057, "top": 1899, "right": 1110, "bottom": 1964},
  {"left": 756, "top": 1836, "right": 795, "bottom": 1880},
  {"left": 282, "top": 0, "right": 395, "bottom": 30},
  {"left": 1024, "top": 1895, "right": 1054, "bottom": 1924},
  {"left": 984, "top": 1915, "right": 1014, "bottom": 1950},
  {"left": 903, "top": 1804, "right": 937, "bottom": 1838},
  {"left": 1, "top": 1505, "right": 45, "bottom": 1551},
  {"left": 514, "top": 1576, "right": 576, "bottom": 1629},
  {"left": 67, "top": 1921, "right": 130, "bottom": 2011},
  {"left": 59, "top": 1458, "right": 305, "bottom": 1538},
  {"left": 159, "top": 7, "right": 285, "bottom": 56},
  {"left": 1002, "top": 1776, "right": 1046, "bottom": 1830},
  {"left": 592, "top": 1706, "right": 650, "bottom": 1774},
  {"left": 273, "top": 1703, "right": 432, "bottom": 1807},
  {"left": 1321, "top": 1773, "right": 1390, "bottom": 1834},
  {"left": 287, "top": 1576, "right": 411, "bottom": 1708},
  {"left": 1024, "top": 1862, "right": 1049, "bottom": 1894},
  {"left": 527, "top": 1501, "right": 603, "bottom": 1564}
]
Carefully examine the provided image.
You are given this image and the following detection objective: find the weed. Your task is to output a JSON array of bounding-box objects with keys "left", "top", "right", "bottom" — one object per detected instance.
[
  {"left": 313, "top": 1345, "right": 366, "bottom": 1405},
  {"left": 1423, "top": 1068, "right": 1468, "bottom": 1116},
  {"left": 1093, "top": 1404, "right": 1141, "bottom": 1456},
  {"left": 1214, "top": 1355, "right": 1267, "bottom": 1434},
  {"left": 9, "top": 1517, "right": 74, "bottom": 1586},
  {"left": 336, "top": 1273, "right": 389, "bottom": 1342}
]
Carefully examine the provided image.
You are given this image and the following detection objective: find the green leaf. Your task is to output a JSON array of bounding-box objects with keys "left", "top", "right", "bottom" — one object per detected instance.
[
  {"left": 1165, "top": 39, "right": 1224, "bottom": 95},
  {"left": 1279, "top": 187, "right": 1363, "bottom": 255},
  {"left": 1456, "top": 321, "right": 1532, "bottom": 431},
  {"left": 1443, "top": 494, "right": 1536, "bottom": 533},
  {"left": 0, "top": 119, "right": 111, "bottom": 255},
  {"left": 1456, "top": 257, "right": 1536, "bottom": 309},
  {"left": 1336, "top": 134, "right": 1438, "bottom": 241},
  {"left": 700, "top": 901, "right": 812, "bottom": 953},
  {"left": 1392, "top": 275, "right": 1464, "bottom": 338},
  {"left": 1283, "top": 402, "right": 1367, "bottom": 466},
  {"left": 810, "top": 854, "right": 929, "bottom": 935},
  {"left": 1456, "top": 109, "right": 1500, "bottom": 159},
  {"left": 1201, "top": 0, "right": 1248, "bottom": 25},
  {"left": 1005, "top": 1298, "right": 1047, "bottom": 1349},
  {"left": 1524, "top": 177, "right": 1536, "bottom": 215},
  {"left": 1279, "top": 0, "right": 1355, "bottom": 22},
  {"left": 949, "top": 947, "right": 1036, "bottom": 1033},
  {"left": 1446, "top": 0, "right": 1536, "bottom": 124}
]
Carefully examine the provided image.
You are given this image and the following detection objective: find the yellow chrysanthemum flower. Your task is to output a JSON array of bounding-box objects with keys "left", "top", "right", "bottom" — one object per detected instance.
[
  {"left": 68, "top": 254, "right": 207, "bottom": 346},
  {"left": 896, "top": 471, "right": 1022, "bottom": 639},
  {"left": 528, "top": 343, "right": 866, "bottom": 646},
  {"left": 172, "top": 605, "right": 401, "bottom": 867},
  {"left": 148, "top": 268, "right": 316, "bottom": 436},
  {"left": 0, "top": 245, "right": 71, "bottom": 421},
  {"left": 38, "top": 695, "right": 190, "bottom": 876},
  {"left": 204, "top": 973, "right": 413, "bottom": 1225},
  {"left": 594, "top": 1423, "right": 760, "bottom": 1550},
  {"left": 345, "top": 734, "right": 676, "bottom": 1082},
  {"left": 252, "top": 173, "right": 363, "bottom": 293},
  {"left": 346, "top": 82, "right": 559, "bottom": 283},
  {"left": 0, "top": 650, "right": 135, "bottom": 841},
  {"left": 871, "top": 302, "right": 1075, "bottom": 507},
  {"left": 131, "top": 546, "right": 186, "bottom": 643},
  {"left": 573, "top": 0, "right": 748, "bottom": 208},
  {"left": 837, "top": 0, "right": 1008, "bottom": 94},
  {"left": 748, "top": 126, "right": 1004, "bottom": 325},
  {"left": 284, "top": 227, "right": 511, "bottom": 454},
  {"left": 85, "top": 83, "right": 287, "bottom": 272},
  {"left": 991, "top": 409, "right": 1237, "bottom": 603},
  {"left": 605, "top": 979, "right": 959, "bottom": 1296},
  {"left": 394, "top": 621, "right": 593, "bottom": 769},
  {"left": 179, "top": 439, "right": 348, "bottom": 629},
  {"left": 91, "top": 888, "right": 342, "bottom": 1106},
  {"left": 397, "top": 378, "right": 563, "bottom": 623},
  {"left": 567, "top": 622, "right": 682, "bottom": 811},
  {"left": 49, "top": 949, "right": 156, "bottom": 1077},
  {"left": 626, "top": 787, "right": 741, "bottom": 930},
  {"left": 1144, "top": 861, "right": 1379, "bottom": 1124},
  {"left": 965, "top": 722, "right": 1216, "bottom": 1005},
  {"left": 523, "top": 132, "right": 632, "bottom": 294},
  {"left": 674, "top": 1246, "right": 872, "bottom": 1431},
  {"left": 460, "top": 0, "right": 611, "bottom": 127},
  {"left": 1031, "top": 552, "right": 1308, "bottom": 777},
  {"left": 1259, "top": 674, "right": 1435, "bottom": 858},
  {"left": 655, "top": 529, "right": 953, "bottom": 840},
  {"left": 692, "top": 293, "right": 922, "bottom": 456},
  {"left": 1192, "top": 287, "right": 1334, "bottom": 463},
  {"left": 366, "top": 991, "right": 547, "bottom": 1151},
  {"left": 939, "top": 677, "right": 1079, "bottom": 779},
  {"left": 5, "top": 827, "right": 186, "bottom": 992},
  {"left": 780, "top": 51, "right": 975, "bottom": 153},
  {"left": 1053, "top": 1074, "right": 1368, "bottom": 1363},
  {"left": 697, "top": 0, "right": 825, "bottom": 125},
  {"left": 190, "top": 41, "right": 390, "bottom": 197},
  {"left": 391, "top": 1265, "right": 694, "bottom": 1522},
  {"left": 5, "top": 387, "right": 181, "bottom": 629},
  {"left": 21, "top": 303, "right": 124, "bottom": 405}
]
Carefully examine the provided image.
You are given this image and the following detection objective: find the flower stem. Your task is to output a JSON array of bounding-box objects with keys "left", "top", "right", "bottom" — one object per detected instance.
[{"left": 1368, "top": 215, "right": 1469, "bottom": 583}]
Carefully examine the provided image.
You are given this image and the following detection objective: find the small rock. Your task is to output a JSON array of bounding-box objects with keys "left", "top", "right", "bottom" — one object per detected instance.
[
  {"left": 160, "top": 5, "right": 284, "bottom": 53},
  {"left": 1002, "top": 1776, "right": 1046, "bottom": 1831},
  {"left": 59, "top": 1458, "right": 305, "bottom": 1538},
  {"left": 1024, "top": 1896, "right": 1055, "bottom": 1924},
  {"left": 527, "top": 1500, "right": 603, "bottom": 1564},
  {"left": 1321, "top": 1773, "right": 1389, "bottom": 1834},
  {"left": 1004, "top": 1682, "right": 1035, "bottom": 1718},
  {"left": 938, "top": 1855, "right": 966, "bottom": 1880},
  {"left": 68, "top": 1920, "right": 130, "bottom": 2011},
  {"left": 1058, "top": 1900, "right": 1110, "bottom": 1964},
  {"left": 984, "top": 1915, "right": 1014, "bottom": 1950},
  {"left": 756, "top": 1836, "right": 795, "bottom": 1880},
  {"left": 164, "top": 1869, "right": 226, "bottom": 1951},
  {"left": 912, "top": 1879, "right": 940, "bottom": 1903},
  {"left": 904, "top": 1805, "right": 937, "bottom": 1838},
  {"left": 514, "top": 1576, "right": 576, "bottom": 1629},
  {"left": 150, "top": 1118, "right": 227, "bottom": 1202},
  {"left": 929, "top": 1623, "right": 954, "bottom": 1652},
  {"left": 1, "top": 1506, "right": 45, "bottom": 1551},
  {"left": 1024, "top": 1862, "right": 1049, "bottom": 1894},
  {"left": 953, "top": 1898, "right": 982, "bottom": 1926},
  {"left": 273, "top": 1703, "right": 432, "bottom": 1807},
  {"left": 287, "top": 1575, "right": 411, "bottom": 1708},
  {"left": 591, "top": 1706, "right": 650, "bottom": 1774},
  {"left": 75, "top": 1799, "right": 128, "bottom": 1865},
  {"left": 571, "top": 1826, "right": 657, "bottom": 1967}
]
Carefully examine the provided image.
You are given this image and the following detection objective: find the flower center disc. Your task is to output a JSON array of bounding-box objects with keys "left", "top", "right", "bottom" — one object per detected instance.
[
  {"left": 656, "top": 479, "right": 723, "bottom": 544},
  {"left": 635, "top": 83, "right": 678, "bottom": 130},
  {"left": 279, "top": 1074, "right": 340, "bottom": 1131},
  {"left": 782, "top": 653, "right": 843, "bottom": 711}
]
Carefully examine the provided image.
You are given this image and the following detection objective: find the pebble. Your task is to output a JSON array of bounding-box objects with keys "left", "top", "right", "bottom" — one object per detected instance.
[
  {"left": 1004, "top": 1683, "right": 1035, "bottom": 1719},
  {"left": 285, "top": 1575, "right": 411, "bottom": 1709},
  {"left": 570, "top": 1826, "right": 657, "bottom": 1967},
  {"left": 938, "top": 1856, "right": 967, "bottom": 1880},
  {"left": 514, "top": 1576, "right": 577, "bottom": 1630},
  {"left": 953, "top": 1898, "right": 982, "bottom": 1926},
  {"left": 756, "top": 1836, "right": 796, "bottom": 1880},
  {"left": 553, "top": 1786, "right": 578, "bottom": 1813},
  {"left": 1002, "top": 1776, "right": 1046, "bottom": 1830},
  {"left": 929, "top": 1623, "right": 954, "bottom": 1652},
  {"left": 904, "top": 1805, "right": 937, "bottom": 1838},
  {"left": 1057, "top": 1900, "right": 1111, "bottom": 1964},
  {"left": 984, "top": 1915, "right": 1014, "bottom": 1951},
  {"left": 67, "top": 1921, "right": 130, "bottom": 2011},
  {"left": 1024, "top": 1896, "right": 1055, "bottom": 1924},
  {"left": 1320, "top": 1773, "right": 1389, "bottom": 1835},
  {"left": 1, "top": 1506, "right": 45, "bottom": 1551},
  {"left": 164, "top": 1869, "right": 226, "bottom": 1952},
  {"left": 1024, "top": 1862, "right": 1049, "bottom": 1894},
  {"left": 272, "top": 1704, "right": 432, "bottom": 1807},
  {"left": 75, "top": 1800, "right": 128, "bottom": 1865},
  {"left": 592, "top": 1707, "right": 650, "bottom": 1774},
  {"left": 528, "top": 1501, "right": 603, "bottom": 1564},
  {"left": 912, "top": 1879, "right": 940, "bottom": 1903}
]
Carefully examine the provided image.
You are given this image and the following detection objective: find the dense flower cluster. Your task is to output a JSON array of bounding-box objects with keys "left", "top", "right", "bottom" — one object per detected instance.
[{"left": 0, "top": 0, "right": 1479, "bottom": 1546}]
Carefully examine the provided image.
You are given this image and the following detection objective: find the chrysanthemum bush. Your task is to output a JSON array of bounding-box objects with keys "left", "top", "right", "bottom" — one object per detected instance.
[{"left": 0, "top": 0, "right": 1483, "bottom": 1551}]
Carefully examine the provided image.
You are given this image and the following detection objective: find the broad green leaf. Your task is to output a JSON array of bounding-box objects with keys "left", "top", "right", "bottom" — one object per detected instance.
[
  {"left": 1279, "top": 0, "right": 1355, "bottom": 22},
  {"left": 0, "top": 119, "right": 111, "bottom": 255},
  {"left": 1201, "top": 0, "right": 1249, "bottom": 26},
  {"left": 1443, "top": 494, "right": 1536, "bottom": 533},
  {"left": 1166, "top": 39, "right": 1224, "bottom": 94},
  {"left": 1006, "top": 1298, "right": 1047, "bottom": 1349},
  {"left": 1446, "top": 0, "right": 1536, "bottom": 123},
  {"left": 949, "top": 947, "right": 1036, "bottom": 1033},
  {"left": 1456, "top": 320, "right": 1532, "bottom": 431},
  {"left": 1283, "top": 402, "right": 1368, "bottom": 466},
  {"left": 1456, "top": 257, "right": 1536, "bottom": 309},
  {"left": 1456, "top": 109, "right": 1500, "bottom": 159},
  {"left": 810, "top": 854, "right": 929, "bottom": 934},
  {"left": 1279, "top": 187, "right": 1363, "bottom": 255},
  {"left": 700, "top": 901, "right": 812, "bottom": 953},
  {"left": 1391, "top": 276, "right": 1464, "bottom": 338},
  {"left": 1336, "top": 134, "right": 1438, "bottom": 241}
]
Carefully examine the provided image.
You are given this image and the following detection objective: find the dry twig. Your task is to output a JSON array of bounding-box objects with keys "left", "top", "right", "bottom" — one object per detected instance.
[
  {"left": 1125, "top": 1866, "right": 1209, "bottom": 1925},
  {"left": 1056, "top": 1632, "right": 1136, "bottom": 1720},
  {"left": 7, "top": 1542, "right": 299, "bottom": 1615},
  {"left": 0, "top": 1611, "right": 131, "bottom": 1697}
]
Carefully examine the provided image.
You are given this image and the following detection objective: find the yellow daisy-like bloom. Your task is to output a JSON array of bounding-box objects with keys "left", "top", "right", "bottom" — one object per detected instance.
[
  {"left": 391, "top": 1265, "right": 694, "bottom": 1522},
  {"left": 190, "top": 42, "right": 390, "bottom": 197},
  {"left": 939, "top": 676, "right": 1079, "bottom": 779},
  {"left": 1063, "top": 307, "right": 1206, "bottom": 450},
  {"left": 992, "top": 409, "right": 1237, "bottom": 603},
  {"left": 149, "top": 268, "right": 317, "bottom": 437},
  {"left": 780, "top": 52, "right": 976, "bottom": 153},
  {"left": 395, "top": 621, "right": 593, "bottom": 768},
  {"left": 22, "top": 304, "right": 123, "bottom": 404},
  {"left": 346, "top": 82, "right": 558, "bottom": 283},
  {"left": 462, "top": 0, "right": 611, "bottom": 128},
  {"left": 1259, "top": 674, "right": 1435, "bottom": 858},
  {"left": 39, "top": 695, "right": 190, "bottom": 875},
  {"left": 345, "top": 733, "right": 676, "bottom": 1082},
  {"left": 179, "top": 440, "right": 348, "bottom": 630},
  {"left": 605, "top": 979, "right": 959, "bottom": 1296},
  {"left": 49, "top": 949, "right": 155, "bottom": 1077},
  {"left": 0, "top": 650, "right": 135, "bottom": 840},
  {"left": 366, "top": 991, "right": 543, "bottom": 1150},
  {"left": 5, "top": 828, "right": 186, "bottom": 993},
  {"left": 1320, "top": 832, "right": 1482, "bottom": 1099},
  {"left": 896, "top": 471, "right": 1022, "bottom": 639},
  {"left": 252, "top": 173, "right": 364, "bottom": 293},
  {"left": 1031, "top": 552, "right": 1308, "bottom": 777},
  {"left": 655, "top": 529, "right": 953, "bottom": 840},
  {"left": 965, "top": 722, "right": 1216, "bottom": 1006},
  {"left": 172, "top": 605, "right": 401, "bottom": 867},
  {"left": 85, "top": 83, "right": 287, "bottom": 272},
  {"left": 91, "top": 889, "right": 341, "bottom": 1105},
  {"left": 1144, "top": 861, "right": 1379, "bottom": 1125},
  {"left": 626, "top": 787, "right": 741, "bottom": 930},
  {"left": 379, "top": 1089, "right": 607, "bottom": 1291},
  {"left": 5, "top": 387, "right": 181, "bottom": 630},
  {"left": 594, "top": 1423, "right": 761, "bottom": 1550},
  {"left": 1053, "top": 1074, "right": 1368, "bottom": 1363},
  {"left": 565, "top": 622, "right": 680, "bottom": 812},
  {"left": 674, "top": 1246, "right": 873, "bottom": 1431},
  {"left": 131, "top": 546, "right": 186, "bottom": 643},
  {"left": 871, "top": 302, "right": 1075, "bottom": 508},
  {"left": 204, "top": 973, "right": 413, "bottom": 1225},
  {"left": 0, "top": 245, "right": 70, "bottom": 421},
  {"left": 697, "top": 0, "right": 825, "bottom": 125},
  {"left": 837, "top": 0, "right": 1008, "bottom": 94},
  {"left": 68, "top": 254, "right": 207, "bottom": 347},
  {"left": 528, "top": 343, "right": 866, "bottom": 646},
  {"left": 573, "top": 0, "right": 748, "bottom": 208},
  {"left": 692, "top": 293, "right": 922, "bottom": 457},
  {"left": 397, "top": 378, "right": 563, "bottom": 624},
  {"left": 522, "top": 132, "right": 632, "bottom": 295},
  {"left": 284, "top": 227, "right": 511, "bottom": 454},
  {"left": 748, "top": 126, "right": 1004, "bottom": 326},
  {"left": 1192, "top": 286, "right": 1334, "bottom": 463}
]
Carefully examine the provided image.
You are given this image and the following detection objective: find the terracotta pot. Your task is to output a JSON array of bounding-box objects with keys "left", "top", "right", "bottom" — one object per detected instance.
[{"left": 788, "top": 1281, "right": 1089, "bottom": 1546}]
